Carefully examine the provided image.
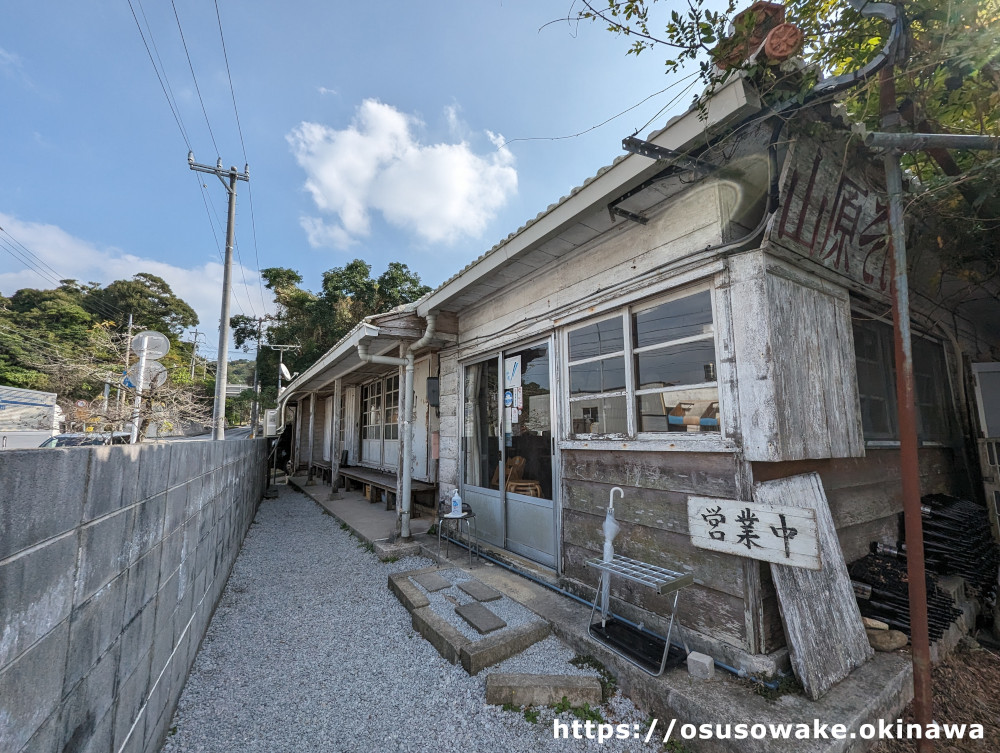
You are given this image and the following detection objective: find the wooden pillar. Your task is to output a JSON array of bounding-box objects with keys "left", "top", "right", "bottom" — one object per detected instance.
[
  {"left": 306, "top": 392, "right": 317, "bottom": 483},
  {"left": 330, "top": 379, "right": 342, "bottom": 489},
  {"left": 292, "top": 399, "right": 303, "bottom": 473}
]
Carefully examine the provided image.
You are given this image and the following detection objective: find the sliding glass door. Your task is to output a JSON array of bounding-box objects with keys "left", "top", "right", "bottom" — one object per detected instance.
[{"left": 462, "top": 341, "right": 556, "bottom": 568}]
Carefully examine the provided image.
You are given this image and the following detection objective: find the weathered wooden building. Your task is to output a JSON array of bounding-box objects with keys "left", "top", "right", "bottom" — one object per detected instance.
[{"left": 279, "top": 77, "right": 1000, "bottom": 675}]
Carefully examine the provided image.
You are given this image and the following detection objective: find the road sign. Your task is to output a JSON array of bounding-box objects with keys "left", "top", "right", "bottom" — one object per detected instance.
[
  {"left": 126, "top": 361, "right": 167, "bottom": 390},
  {"left": 131, "top": 331, "right": 170, "bottom": 359}
]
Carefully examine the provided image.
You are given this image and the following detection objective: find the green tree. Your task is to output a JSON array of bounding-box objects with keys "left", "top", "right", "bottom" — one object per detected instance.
[
  {"left": 85, "top": 272, "right": 198, "bottom": 335},
  {"left": 0, "top": 276, "right": 212, "bottom": 436},
  {"left": 232, "top": 260, "right": 431, "bottom": 403},
  {"left": 579, "top": 0, "right": 1000, "bottom": 276}
]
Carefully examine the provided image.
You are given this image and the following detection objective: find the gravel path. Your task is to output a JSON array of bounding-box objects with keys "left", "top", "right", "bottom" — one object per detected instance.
[{"left": 161, "top": 486, "right": 653, "bottom": 753}]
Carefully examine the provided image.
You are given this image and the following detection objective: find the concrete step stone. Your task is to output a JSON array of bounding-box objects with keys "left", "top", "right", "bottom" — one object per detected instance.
[
  {"left": 455, "top": 602, "right": 506, "bottom": 634},
  {"left": 458, "top": 580, "right": 501, "bottom": 602},
  {"left": 412, "top": 572, "right": 451, "bottom": 592},
  {"left": 485, "top": 673, "right": 602, "bottom": 707}
]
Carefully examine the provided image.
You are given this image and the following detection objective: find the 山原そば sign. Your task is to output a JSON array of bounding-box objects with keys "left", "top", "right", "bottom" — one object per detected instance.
[{"left": 687, "top": 497, "right": 821, "bottom": 570}]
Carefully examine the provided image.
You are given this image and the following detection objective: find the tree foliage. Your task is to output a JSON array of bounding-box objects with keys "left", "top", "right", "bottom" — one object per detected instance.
[
  {"left": 231, "top": 259, "right": 432, "bottom": 409},
  {"left": 579, "top": 0, "right": 1000, "bottom": 279},
  {"left": 0, "top": 275, "right": 211, "bottom": 437}
]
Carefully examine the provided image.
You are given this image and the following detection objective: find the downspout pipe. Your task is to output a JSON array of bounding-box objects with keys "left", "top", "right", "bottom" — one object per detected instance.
[{"left": 357, "top": 313, "right": 437, "bottom": 540}]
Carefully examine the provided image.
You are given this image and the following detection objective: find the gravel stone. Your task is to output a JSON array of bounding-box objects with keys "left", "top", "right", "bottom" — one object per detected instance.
[
  {"left": 411, "top": 569, "right": 537, "bottom": 641},
  {"left": 161, "top": 486, "right": 651, "bottom": 752}
]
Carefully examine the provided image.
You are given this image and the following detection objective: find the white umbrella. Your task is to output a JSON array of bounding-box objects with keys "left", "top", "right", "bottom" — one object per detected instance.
[{"left": 600, "top": 487, "right": 624, "bottom": 626}]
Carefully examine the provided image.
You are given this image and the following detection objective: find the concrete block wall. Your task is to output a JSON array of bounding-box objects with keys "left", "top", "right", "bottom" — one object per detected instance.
[{"left": 0, "top": 439, "right": 268, "bottom": 753}]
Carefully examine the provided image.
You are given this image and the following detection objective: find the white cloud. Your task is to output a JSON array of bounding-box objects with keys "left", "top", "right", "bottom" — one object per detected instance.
[
  {"left": 0, "top": 46, "right": 34, "bottom": 89},
  {"left": 287, "top": 99, "right": 517, "bottom": 248},
  {"left": 0, "top": 213, "right": 273, "bottom": 352},
  {"left": 317, "top": 86, "right": 338, "bottom": 96}
]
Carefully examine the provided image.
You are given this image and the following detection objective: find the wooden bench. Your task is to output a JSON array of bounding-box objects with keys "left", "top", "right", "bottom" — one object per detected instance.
[
  {"left": 337, "top": 466, "right": 437, "bottom": 514},
  {"left": 309, "top": 460, "right": 333, "bottom": 484}
]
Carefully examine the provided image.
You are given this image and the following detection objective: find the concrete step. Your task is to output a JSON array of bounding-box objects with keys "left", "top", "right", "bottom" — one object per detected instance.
[
  {"left": 485, "top": 673, "right": 602, "bottom": 707},
  {"left": 411, "top": 571, "right": 451, "bottom": 592},
  {"left": 458, "top": 580, "right": 502, "bottom": 602},
  {"left": 456, "top": 602, "right": 507, "bottom": 634},
  {"left": 389, "top": 566, "right": 550, "bottom": 674}
]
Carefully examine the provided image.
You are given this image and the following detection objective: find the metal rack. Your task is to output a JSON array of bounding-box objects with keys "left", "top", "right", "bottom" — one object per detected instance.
[{"left": 586, "top": 554, "right": 693, "bottom": 676}]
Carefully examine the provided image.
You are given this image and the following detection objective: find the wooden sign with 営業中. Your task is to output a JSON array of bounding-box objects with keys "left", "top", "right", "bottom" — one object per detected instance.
[{"left": 687, "top": 497, "right": 821, "bottom": 570}]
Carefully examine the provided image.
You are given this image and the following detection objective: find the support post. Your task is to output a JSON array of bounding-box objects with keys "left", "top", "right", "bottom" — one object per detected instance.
[
  {"left": 307, "top": 392, "right": 316, "bottom": 484},
  {"left": 356, "top": 314, "right": 436, "bottom": 541},
  {"left": 189, "top": 328, "right": 201, "bottom": 380},
  {"left": 188, "top": 154, "right": 249, "bottom": 441},
  {"left": 129, "top": 335, "right": 149, "bottom": 444},
  {"left": 330, "top": 379, "right": 342, "bottom": 494},
  {"left": 212, "top": 169, "right": 238, "bottom": 441},
  {"left": 880, "top": 66, "right": 932, "bottom": 750}
]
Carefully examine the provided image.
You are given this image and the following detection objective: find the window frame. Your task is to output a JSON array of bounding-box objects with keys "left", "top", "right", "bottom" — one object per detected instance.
[
  {"left": 562, "top": 284, "right": 721, "bottom": 442},
  {"left": 851, "top": 314, "right": 955, "bottom": 446},
  {"left": 361, "top": 380, "right": 383, "bottom": 441}
]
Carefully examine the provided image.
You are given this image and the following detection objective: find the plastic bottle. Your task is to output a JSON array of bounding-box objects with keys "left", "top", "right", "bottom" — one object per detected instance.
[{"left": 450, "top": 489, "right": 462, "bottom": 517}]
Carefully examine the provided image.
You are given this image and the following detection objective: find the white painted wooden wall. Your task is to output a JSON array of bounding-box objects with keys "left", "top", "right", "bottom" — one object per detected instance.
[{"left": 726, "top": 250, "right": 865, "bottom": 462}]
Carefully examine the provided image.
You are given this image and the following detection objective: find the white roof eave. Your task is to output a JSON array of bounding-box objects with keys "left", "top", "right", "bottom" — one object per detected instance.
[
  {"left": 277, "top": 321, "right": 380, "bottom": 412},
  {"left": 416, "top": 76, "right": 760, "bottom": 318}
]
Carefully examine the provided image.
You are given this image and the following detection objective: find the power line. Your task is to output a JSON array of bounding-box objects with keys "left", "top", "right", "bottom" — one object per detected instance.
[
  {"left": 213, "top": 0, "right": 269, "bottom": 315},
  {"left": 497, "top": 72, "right": 700, "bottom": 150},
  {"left": 0, "top": 237, "right": 62, "bottom": 288},
  {"left": 170, "top": 0, "right": 220, "bottom": 157},
  {"left": 126, "top": 0, "right": 191, "bottom": 150},
  {"left": 191, "top": 173, "right": 252, "bottom": 317},
  {"left": 245, "top": 186, "right": 269, "bottom": 314},
  {"left": 213, "top": 0, "right": 247, "bottom": 162},
  {"left": 0, "top": 227, "right": 66, "bottom": 284},
  {"left": 0, "top": 230, "right": 132, "bottom": 324}
]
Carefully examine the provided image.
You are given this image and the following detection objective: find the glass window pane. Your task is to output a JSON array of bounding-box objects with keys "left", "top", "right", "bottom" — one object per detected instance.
[
  {"left": 913, "top": 337, "right": 949, "bottom": 441},
  {"left": 635, "top": 340, "right": 717, "bottom": 390},
  {"left": 568, "top": 317, "right": 624, "bottom": 361},
  {"left": 570, "top": 396, "right": 627, "bottom": 435},
  {"left": 853, "top": 320, "right": 896, "bottom": 440},
  {"left": 384, "top": 372, "right": 399, "bottom": 441},
  {"left": 633, "top": 290, "right": 713, "bottom": 348},
  {"left": 506, "top": 344, "right": 552, "bottom": 500},
  {"left": 464, "top": 360, "right": 499, "bottom": 488},
  {"left": 569, "top": 356, "right": 626, "bottom": 395},
  {"left": 638, "top": 386, "right": 719, "bottom": 433}
]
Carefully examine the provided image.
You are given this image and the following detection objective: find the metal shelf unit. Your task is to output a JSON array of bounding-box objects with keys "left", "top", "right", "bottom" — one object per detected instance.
[{"left": 586, "top": 554, "right": 693, "bottom": 676}]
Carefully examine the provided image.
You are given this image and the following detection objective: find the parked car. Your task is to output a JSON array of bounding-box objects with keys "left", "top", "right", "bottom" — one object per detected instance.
[{"left": 38, "top": 432, "right": 131, "bottom": 448}]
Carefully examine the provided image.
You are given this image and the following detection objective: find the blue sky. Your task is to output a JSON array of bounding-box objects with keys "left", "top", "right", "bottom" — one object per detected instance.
[{"left": 1, "top": 1, "right": 704, "bottom": 359}]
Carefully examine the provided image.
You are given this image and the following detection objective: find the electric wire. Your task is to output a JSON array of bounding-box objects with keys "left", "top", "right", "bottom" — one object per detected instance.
[
  {"left": 165, "top": 0, "right": 259, "bottom": 320},
  {"left": 130, "top": 0, "right": 257, "bottom": 322},
  {"left": 1, "top": 227, "right": 68, "bottom": 284},
  {"left": 0, "top": 238, "right": 63, "bottom": 289},
  {"left": 213, "top": 0, "right": 269, "bottom": 314},
  {"left": 499, "top": 73, "right": 700, "bottom": 149},
  {"left": 126, "top": 0, "right": 191, "bottom": 151},
  {"left": 0, "top": 324, "right": 89, "bottom": 365},
  {"left": 134, "top": 0, "right": 192, "bottom": 151},
  {"left": 245, "top": 186, "right": 270, "bottom": 315},
  {"left": 170, "top": 0, "right": 220, "bottom": 158},
  {"left": 193, "top": 175, "right": 253, "bottom": 318},
  {"left": 0, "top": 233, "right": 132, "bottom": 324},
  {"left": 213, "top": 0, "right": 247, "bottom": 161}
]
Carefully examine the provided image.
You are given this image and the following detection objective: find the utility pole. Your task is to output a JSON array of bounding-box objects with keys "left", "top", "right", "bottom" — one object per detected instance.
[
  {"left": 189, "top": 328, "right": 202, "bottom": 380},
  {"left": 129, "top": 335, "right": 149, "bottom": 444},
  {"left": 117, "top": 313, "right": 134, "bottom": 414},
  {"left": 188, "top": 153, "right": 249, "bottom": 441},
  {"left": 264, "top": 344, "right": 299, "bottom": 395},
  {"left": 248, "top": 317, "right": 266, "bottom": 438}
]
